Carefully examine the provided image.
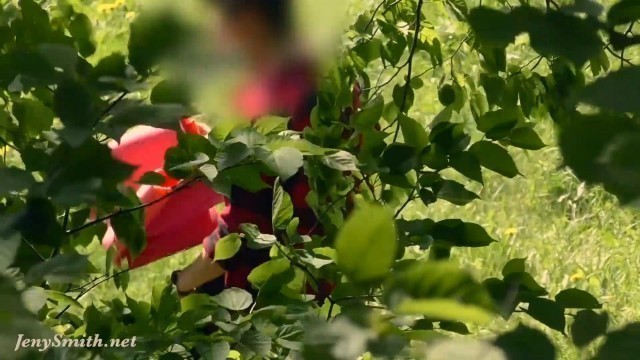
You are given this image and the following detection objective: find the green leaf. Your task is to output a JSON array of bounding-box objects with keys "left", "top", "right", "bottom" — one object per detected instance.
[
  {"left": 396, "top": 299, "right": 493, "bottom": 325},
  {"left": 468, "top": 7, "right": 521, "bottom": 48},
  {"left": 494, "top": 325, "right": 556, "bottom": 360},
  {"left": 216, "top": 142, "right": 252, "bottom": 170},
  {"left": 272, "top": 180, "right": 294, "bottom": 231},
  {"left": 111, "top": 212, "right": 146, "bottom": 259},
  {"left": 45, "top": 290, "right": 83, "bottom": 310},
  {"left": 525, "top": 298, "right": 566, "bottom": 334},
  {"left": 21, "top": 286, "right": 46, "bottom": 314},
  {"left": 522, "top": 8, "right": 601, "bottom": 66},
  {"left": 433, "top": 220, "right": 497, "bottom": 248},
  {"left": 558, "top": 114, "right": 640, "bottom": 204},
  {"left": 212, "top": 288, "right": 253, "bottom": 311},
  {"left": 102, "top": 104, "right": 189, "bottom": 141},
  {"left": 128, "top": 9, "right": 191, "bottom": 75},
  {"left": 480, "top": 73, "right": 507, "bottom": 108},
  {"left": 15, "top": 197, "right": 65, "bottom": 247},
  {"left": 607, "top": 0, "right": 640, "bottom": 25},
  {"left": 54, "top": 79, "right": 96, "bottom": 146},
  {"left": 240, "top": 223, "right": 278, "bottom": 250},
  {"left": 353, "top": 95, "right": 384, "bottom": 131},
  {"left": 68, "top": 13, "right": 95, "bottom": 57},
  {"left": 476, "top": 109, "right": 519, "bottom": 135},
  {"left": 335, "top": 202, "right": 397, "bottom": 283},
  {"left": 255, "top": 116, "right": 289, "bottom": 135},
  {"left": 259, "top": 147, "right": 304, "bottom": 181},
  {"left": 555, "top": 288, "right": 601, "bottom": 309},
  {"left": 198, "top": 342, "right": 231, "bottom": 360},
  {"left": 25, "top": 253, "right": 90, "bottom": 285},
  {"left": 439, "top": 321, "right": 471, "bottom": 335},
  {"left": 199, "top": 164, "right": 219, "bottom": 182},
  {"left": 469, "top": 141, "right": 520, "bottom": 178},
  {"left": 384, "top": 261, "right": 496, "bottom": 313},
  {"left": 579, "top": 67, "right": 640, "bottom": 114},
  {"left": 504, "top": 272, "right": 548, "bottom": 298},
  {"left": 240, "top": 329, "right": 273, "bottom": 357},
  {"left": 0, "top": 233, "right": 21, "bottom": 271},
  {"left": 382, "top": 143, "right": 418, "bottom": 174},
  {"left": 165, "top": 148, "right": 207, "bottom": 179},
  {"left": 214, "top": 234, "right": 242, "bottom": 262},
  {"left": 36, "top": 44, "right": 78, "bottom": 75},
  {"left": 502, "top": 258, "right": 526, "bottom": 278},
  {"left": 352, "top": 38, "right": 382, "bottom": 64},
  {"left": 150, "top": 79, "right": 191, "bottom": 106},
  {"left": 138, "top": 171, "right": 167, "bottom": 186},
  {"left": 571, "top": 310, "right": 608, "bottom": 348},
  {"left": 594, "top": 323, "right": 640, "bottom": 360},
  {"left": 433, "top": 180, "right": 480, "bottom": 206},
  {"left": 399, "top": 114, "right": 429, "bottom": 150},
  {"left": 392, "top": 83, "right": 414, "bottom": 112},
  {"left": 248, "top": 258, "right": 290, "bottom": 288},
  {"left": 508, "top": 127, "right": 546, "bottom": 150},
  {"left": 438, "top": 84, "right": 457, "bottom": 107},
  {"left": 12, "top": 98, "right": 54, "bottom": 135},
  {"left": 0, "top": 167, "right": 35, "bottom": 195},
  {"left": 450, "top": 152, "right": 484, "bottom": 184},
  {"left": 220, "top": 165, "right": 270, "bottom": 193},
  {"left": 322, "top": 150, "right": 359, "bottom": 172}
]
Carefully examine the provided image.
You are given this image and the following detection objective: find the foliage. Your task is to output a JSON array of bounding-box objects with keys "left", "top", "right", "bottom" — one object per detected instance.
[{"left": 0, "top": 0, "right": 639, "bottom": 359}]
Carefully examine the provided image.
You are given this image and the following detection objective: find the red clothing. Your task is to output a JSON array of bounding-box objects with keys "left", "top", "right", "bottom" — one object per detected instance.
[{"left": 204, "top": 59, "right": 322, "bottom": 289}]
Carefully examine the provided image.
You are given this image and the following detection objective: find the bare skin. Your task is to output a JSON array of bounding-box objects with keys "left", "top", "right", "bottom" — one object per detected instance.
[
  {"left": 175, "top": 4, "right": 290, "bottom": 293},
  {"left": 175, "top": 253, "right": 226, "bottom": 293}
]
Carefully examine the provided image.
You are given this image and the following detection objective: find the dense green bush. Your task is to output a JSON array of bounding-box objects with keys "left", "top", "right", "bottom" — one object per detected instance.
[{"left": 1, "top": 0, "right": 639, "bottom": 359}]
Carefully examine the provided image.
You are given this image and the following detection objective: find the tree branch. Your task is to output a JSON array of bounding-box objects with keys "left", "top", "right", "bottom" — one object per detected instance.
[
  {"left": 0, "top": 134, "right": 18, "bottom": 151},
  {"left": 54, "top": 269, "right": 131, "bottom": 319},
  {"left": 93, "top": 91, "right": 129, "bottom": 128},
  {"left": 391, "top": 0, "right": 425, "bottom": 142},
  {"left": 66, "top": 177, "right": 202, "bottom": 235},
  {"left": 394, "top": 187, "right": 418, "bottom": 218}
]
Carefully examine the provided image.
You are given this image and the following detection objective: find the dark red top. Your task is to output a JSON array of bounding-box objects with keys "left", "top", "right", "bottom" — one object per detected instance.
[{"left": 205, "top": 58, "right": 322, "bottom": 289}]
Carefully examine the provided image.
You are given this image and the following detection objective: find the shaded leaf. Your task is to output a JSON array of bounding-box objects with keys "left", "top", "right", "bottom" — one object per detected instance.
[
  {"left": 25, "top": 253, "right": 90, "bottom": 285},
  {"left": 571, "top": 310, "right": 608, "bottom": 348},
  {"left": 0, "top": 167, "right": 35, "bottom": 195},
  {"left": 494, "top": 325, "right": 556, "bottom": 360},
  {"left": 469, "top": 141, "right": 520, "bottom": 178},
  {"left": 594, "top": 323, "right": 640, "bottom": 360},
  {"left": 525, "top": 298, "right": 566, "bottom": 334},
  {"left": 579, "top": 67, "right": 640, "bottom": 114},
  {"left": 555, "top": 288, "right": 601, "bottom": 309}
]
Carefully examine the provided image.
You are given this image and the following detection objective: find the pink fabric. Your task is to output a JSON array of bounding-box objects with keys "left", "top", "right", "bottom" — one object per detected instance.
[{"left": 103, "top": 119, "right": 224, "bottom": 269}]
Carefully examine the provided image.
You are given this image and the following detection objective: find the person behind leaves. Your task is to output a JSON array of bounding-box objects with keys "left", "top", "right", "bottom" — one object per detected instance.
[{"left": 105, "top": 0, "right": 362, "bottom": 302}]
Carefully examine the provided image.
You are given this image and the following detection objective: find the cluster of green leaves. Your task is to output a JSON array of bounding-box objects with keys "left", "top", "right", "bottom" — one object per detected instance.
[{"left": 1, "top": 0, "right": 640, "bottom": 359}]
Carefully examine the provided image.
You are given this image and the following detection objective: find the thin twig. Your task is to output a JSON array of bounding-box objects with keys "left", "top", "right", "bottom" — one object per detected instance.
[
  {"left": 93, "top": 91, "right": 128, "bottom": 128},
  {"left": 620, "top": 22, "right": 636, "bottom": 67},
  {"left": 391, "top": 0, "right": 425, "bottom": 142},
  {"left": 394, "top": 187, "right": 418, "bottom": 218},
  {"left": 364, "top": 0, "right": 388, "bottom": 34},
  {"left": 23, "top": 238, "right": 46, "bottom": 262},
  {"left": 0, "top": 134, "right": 18, "bottom": 151},
  {"left": 54, "top": 269, "right": 131, "bottom": 319},
  {"left": 66, "top": 177, "right": 202, "bottom": 235}
]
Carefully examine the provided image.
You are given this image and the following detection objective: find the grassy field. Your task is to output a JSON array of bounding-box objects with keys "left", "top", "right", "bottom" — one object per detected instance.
[{"left": 75, "top": 1, "right": 640, "bottom": 359}]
